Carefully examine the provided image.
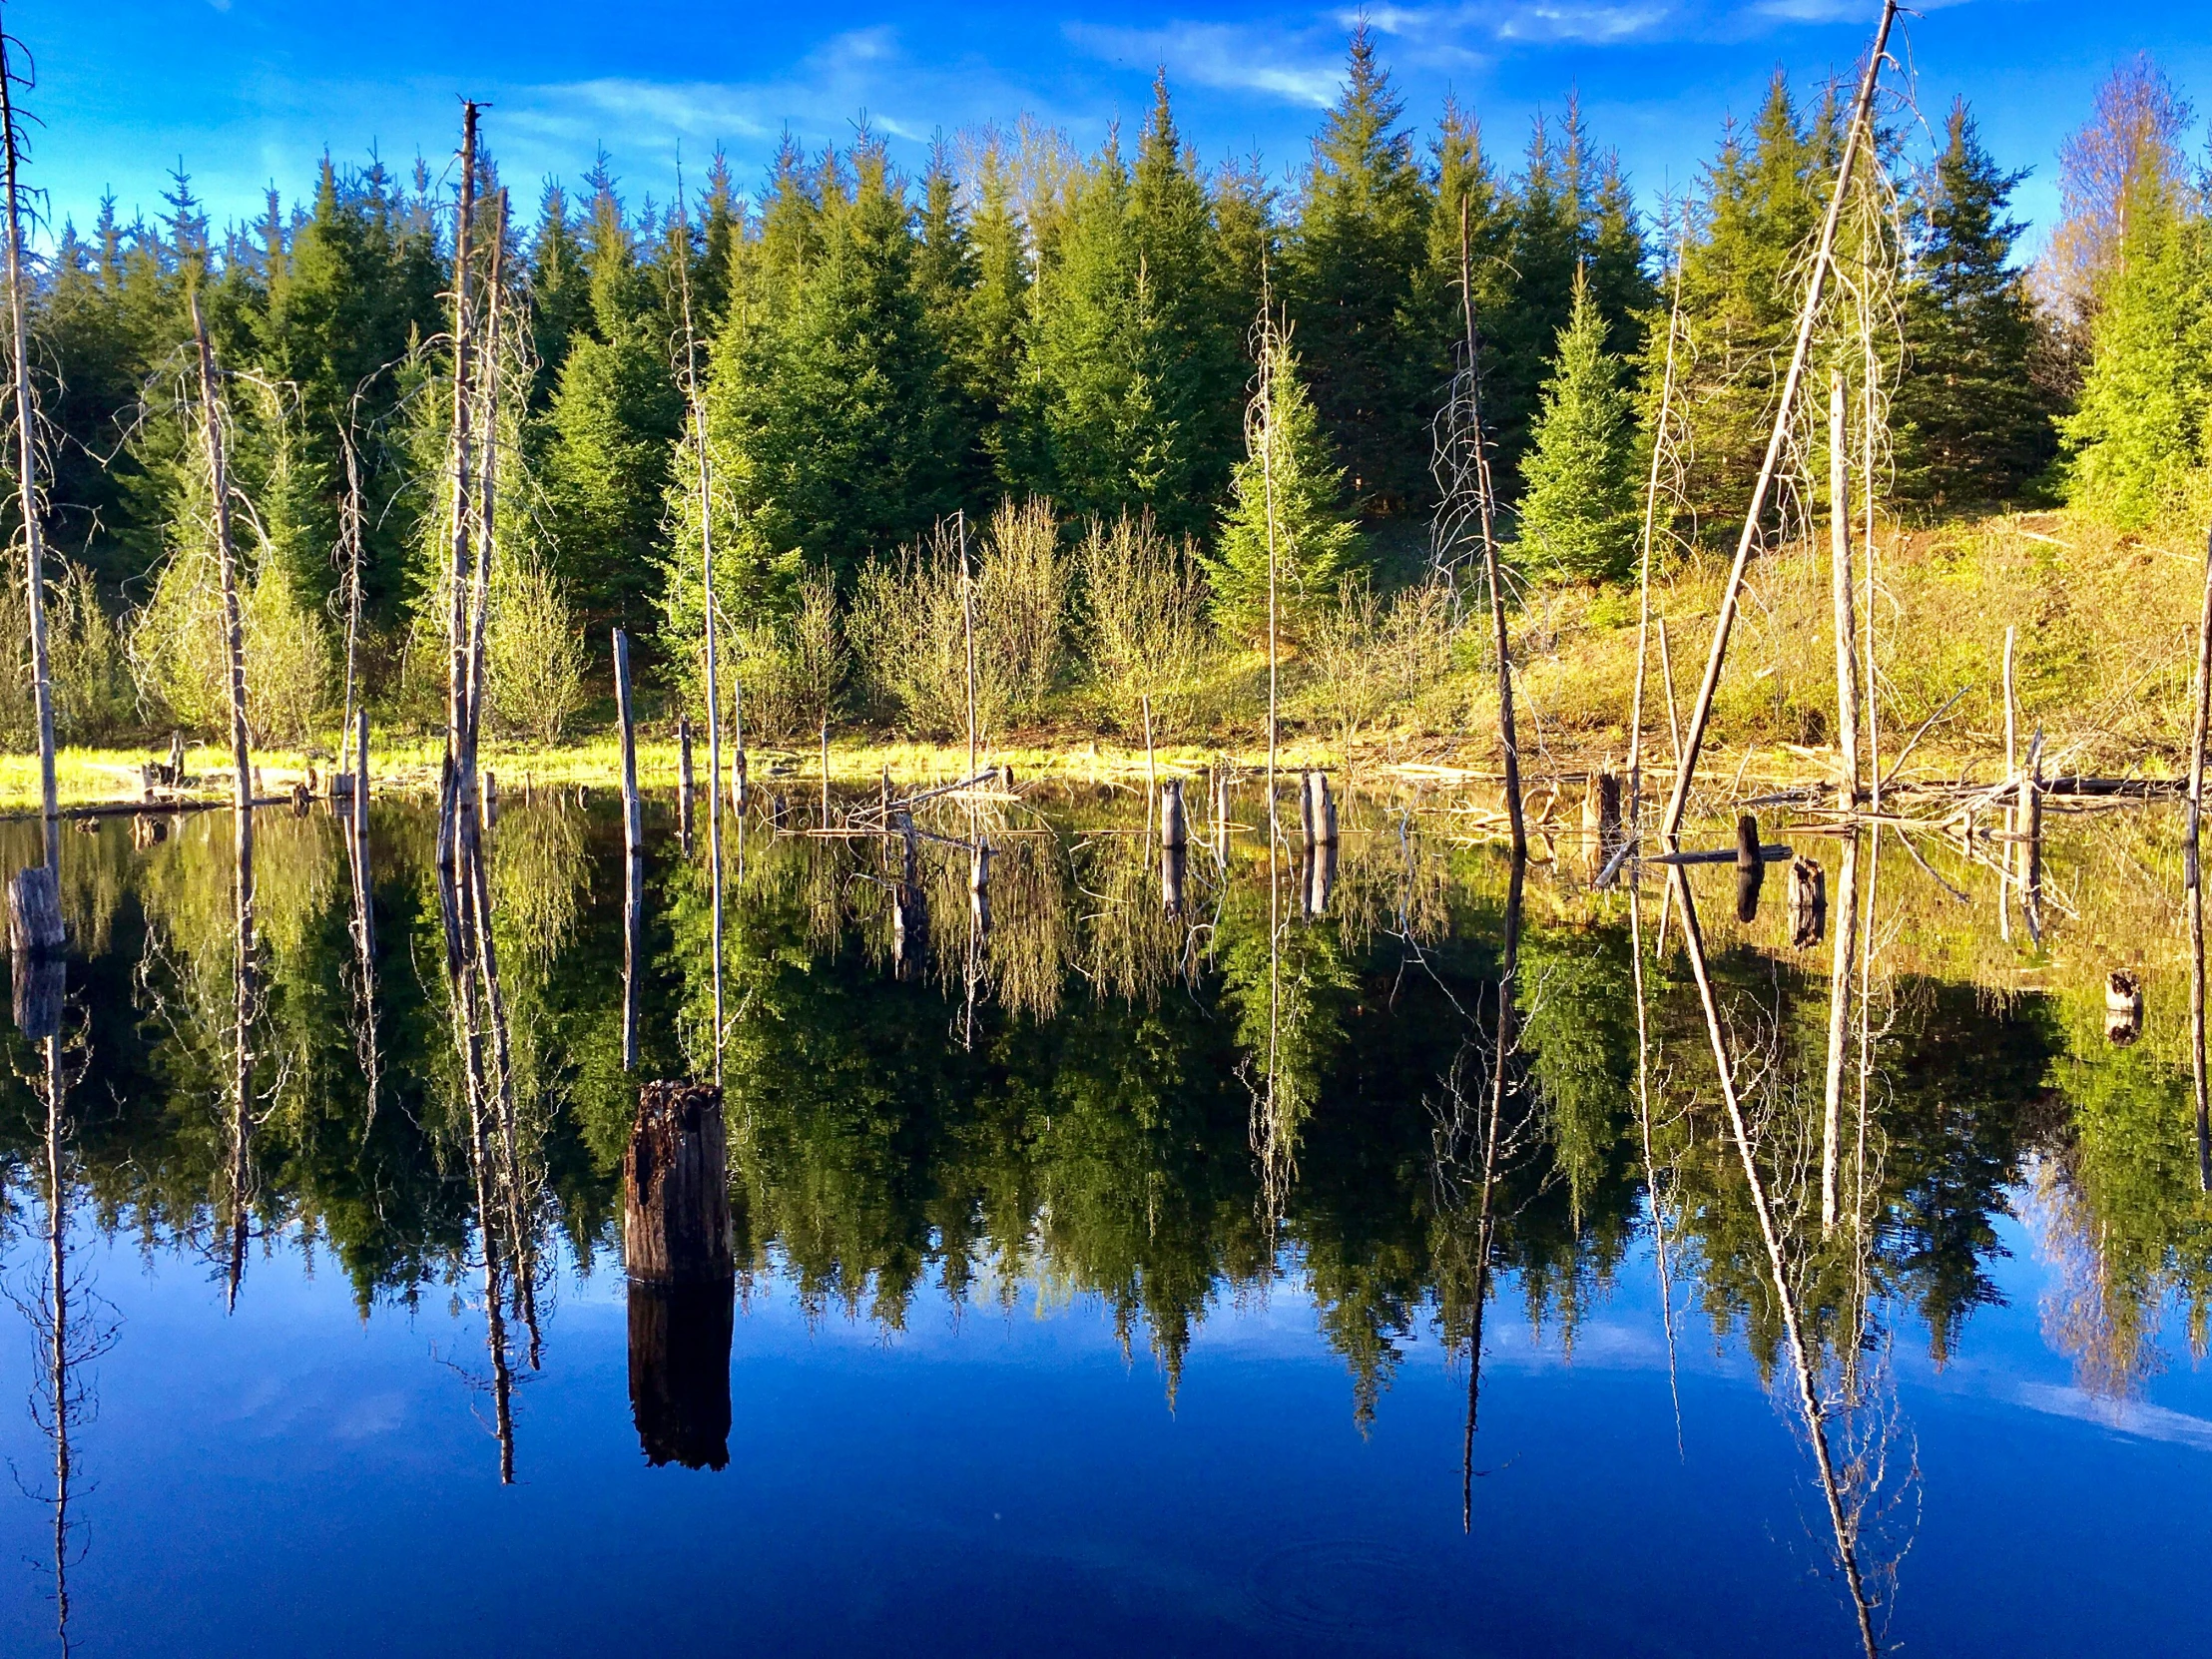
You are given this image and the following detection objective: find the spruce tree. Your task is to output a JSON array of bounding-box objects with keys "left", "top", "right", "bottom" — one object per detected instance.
[
  {"left": 719, "top": 139, "right": 957, "bottom": 588},
  {"left": 1211, "top": 333, "right": 1359, "bottom": 645},
  {"left": 1286, "top": 25, "right": 1429, "bottom": 516},
  {"left": 1515, "top": 269, "right": 1640, "bottom": 585},
  {"left": 1661, "top": 73, "right": 1829, "bottom": 534},
  {"left": 537, "top": 162, "right": 683, "bottom": 644},
  {"left": 1894, "top": 100, "right": 2056, "bottom": 507},
  {"left": 912, "top": 136, "right": 988, "bottom": 503},
  {"left": 965, "top": 134, "right": 1032, "bottom": 490},
  {"left": 1130, "top": 74, "right": 1243, "bottom": 532},
  {"left": 2060, "top": 171, "right": 2212, "bottom": 528}
]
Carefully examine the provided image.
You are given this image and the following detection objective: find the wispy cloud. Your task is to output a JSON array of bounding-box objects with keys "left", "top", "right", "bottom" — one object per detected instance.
[{"left": 1063, "top": 20, "right": 1346, "bottom": 108}]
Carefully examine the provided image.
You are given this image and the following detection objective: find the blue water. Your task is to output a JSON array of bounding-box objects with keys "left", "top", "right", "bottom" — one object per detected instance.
[{"left": 5, "top": 1201, "right": 2204, "bottom": 1657}]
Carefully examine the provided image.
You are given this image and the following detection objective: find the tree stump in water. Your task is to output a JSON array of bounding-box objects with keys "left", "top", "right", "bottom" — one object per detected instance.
[
  {"left": 623, "top": 1079, "right": 735, "bottom": 1471},
  {"left": 1787, "top": 856, "right": 1827, "bottom": 947},
  {"left": 1160, "top": 778, "right": 1187, "bottom": 849},
  {"left": 9, "top": 865, "right": 65, "bottom": 1039},
  {"left": 1582, "top": 767, "right": 1621, "bottom": 871},
  {"left": 624, "top": 1081, "right": 734, "bottom": 1285},
  {"left": 1303, "top": 771, "right": 1339, "bottom": 846},
  {"left": 1735, "top": 814, "right": 1765, "bottom": 923},
  {"left": 2105, "top": 969, "right": 2144, "bottom": 1046}
]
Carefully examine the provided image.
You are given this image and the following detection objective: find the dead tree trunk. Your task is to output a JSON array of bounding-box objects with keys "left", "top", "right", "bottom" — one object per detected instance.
[
  {"left": 1735, "top": 813, "right": 1765, "bottom": 923},
  {"left": 439, "top": 102, "right": 480, "bottom": 864},
  {"left": 1458, "top": 198, "right": 1525, "bottom": 859},
  {"left": 1, "top": 45, "right": 55, "bottom": 868}
]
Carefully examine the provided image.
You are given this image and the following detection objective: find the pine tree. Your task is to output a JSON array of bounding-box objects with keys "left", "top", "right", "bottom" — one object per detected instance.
[
  {"left": 912, "top": 135, "right": 987, "bottom": 503},
  {"left": 1211, "top": 331, "right": 1359, "bottom": 645},
  {"left": 1019, "top": 135, "right": 1182, "bottom": 523},
  {"left": 1130, "top": 73, "right": 1243, "bottom": 532},
  {"left": 1895, "top": 101, "right": 2056, "bottom": 507},
  {"left": 965, "top": 133, "right": 1032, "bottom": 489},
  {"left": 1515, "top": 269, "right": 1640, "bottom": 585},
  {"left": 717, "top": 138, "right": 957, "bottom": 589},
  {"left": 2060, "top": 171, "right": 2212, "bottom": 528},
  {"left": 1286, "top": 25, "right": 1429, "bottom": 516},
  {"left": 537, "top": 161, "right": 684, "bottom": 643}
]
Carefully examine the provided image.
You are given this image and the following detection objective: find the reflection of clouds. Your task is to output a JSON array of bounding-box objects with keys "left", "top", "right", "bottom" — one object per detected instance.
[{"left": 2013, "top": 1383, "right": 2212, "bottom": 1452}]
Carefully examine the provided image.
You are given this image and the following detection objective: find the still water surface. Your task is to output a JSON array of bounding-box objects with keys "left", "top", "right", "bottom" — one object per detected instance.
[{"left": 1, "top": 786, "right": 2207, "bottom": 1655}]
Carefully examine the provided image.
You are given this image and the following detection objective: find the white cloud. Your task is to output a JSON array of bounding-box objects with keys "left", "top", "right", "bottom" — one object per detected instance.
[{"left": 1063, "top": 20, "right": 1345, "bottom": 109}]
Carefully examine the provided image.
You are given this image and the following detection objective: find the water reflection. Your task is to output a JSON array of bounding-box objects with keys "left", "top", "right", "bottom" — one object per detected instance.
[{"left": 5, "top": 787, "right": 2212, "bottom": 1649}]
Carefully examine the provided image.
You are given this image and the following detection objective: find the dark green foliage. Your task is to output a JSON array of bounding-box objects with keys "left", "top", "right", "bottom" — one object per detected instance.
[
  {"left": 1516, "top": 271, "right": 1641, "bottom": 584},
  {"left": 1285, "top": 25, "right": 1430, "bottom": 517},
  {"left": 1895, "top": 102, "right": 2058, "bottom": 509}
]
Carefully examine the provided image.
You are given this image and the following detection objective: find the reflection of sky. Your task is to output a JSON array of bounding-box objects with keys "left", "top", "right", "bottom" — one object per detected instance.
[{"left": 3, "top": 1193, "right": 2205, "bottom": 1656}]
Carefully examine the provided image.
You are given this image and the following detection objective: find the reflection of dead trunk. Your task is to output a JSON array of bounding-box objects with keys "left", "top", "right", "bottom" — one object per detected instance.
[
  {"left": 9, "top": 864, "right": 64, "bottom": 1038},
  {"left": 347, "top": 709, "right": 381, "bottom": 1132},
  {"left": 2186, "top": 526, "right": 2212, "bottom": 1186},
  {"left": 628, "top": 1280, "right": 735, "bottom": 1470},
  {"left": 1628, "top": 879, "right": 1685, "bottom": 1453},
  {"left": 624, "top": 1081, "right": 735, "bottom": 1469},
  {"left": 617, "top": 629, "right": 643, "bottom": 1071},
  {"left": 1735, "top": 814, "right": 1765, "bottom": 922},
  {"left": 1582, "top": 766, "right": 1621, "bottom": 874},
  {"left": 1668, "top": 863, "right": 1881, "bottom": 1659},
  {"left": 1162, "top": 839, "right": 1187, "bottom": 918},
  {"left": 1823, "top": 835, "right": 1862, "bottom": 1233},
  {"left": 891, "top": 811, "right": 927, "bottom": 981},
  {"left": 1305, "top": 837, "right": 1337, "bottom": 919}
]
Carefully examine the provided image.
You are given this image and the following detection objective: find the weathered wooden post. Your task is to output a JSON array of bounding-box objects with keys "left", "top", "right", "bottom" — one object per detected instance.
[
  {"left": 623, "top": 1079, "right": 735, "bottom": 1470},
  {"left": 1787, "top": 856, "right": 1827, "bottom": 948},
  {"left": 1735, "top": 813, "right": 1765, "bottom": 923},
  {"left": 1307, "top": 770, "right": 1339, "bottom": 846},
  {"left": 1582, "top": 765, "right": 1621, "bottom": 872},
  {"left": 9, "top": 863, "right": 64, "bottom": 1039},
  {"left": 1160, "top": 778, "right": 1187, "bottom": 849},
  {"left": 2105, "top": 969, "right": 2144, "bottom": 1047}
]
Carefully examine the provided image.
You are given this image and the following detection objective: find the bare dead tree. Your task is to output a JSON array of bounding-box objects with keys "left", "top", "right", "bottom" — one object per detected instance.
[
  {"left": 438, "top": 101, "right": 480, "bottom": 869},
  {"left": 1429, "top": 197, "right": 1525, "bottom": 858},
  {"left": 1, "top": 27, "right": 55, "bottom": 867}
]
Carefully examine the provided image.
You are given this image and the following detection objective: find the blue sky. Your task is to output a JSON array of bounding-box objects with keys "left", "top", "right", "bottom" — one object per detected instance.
[{"left": 10, "top": 0, "right": 2210, "bottom": 255}]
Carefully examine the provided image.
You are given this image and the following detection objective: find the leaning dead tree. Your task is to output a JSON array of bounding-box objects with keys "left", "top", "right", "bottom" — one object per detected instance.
[
  {"left": 1430, "top": 196, "right": 1525, "bottom": 858},
  {"left": 1660, "top": 0, "right": 1901, "bottom": 840},
  {"left": 1, "top": 28, "right": 55, "bottom": 866}
]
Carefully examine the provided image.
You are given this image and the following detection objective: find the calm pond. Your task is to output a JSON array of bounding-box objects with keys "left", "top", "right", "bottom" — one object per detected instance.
[{"left": 1, "top": 782, "right": 2207, "bottom": 1656}]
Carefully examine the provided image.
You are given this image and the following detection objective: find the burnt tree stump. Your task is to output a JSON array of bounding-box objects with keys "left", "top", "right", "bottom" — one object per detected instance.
[{"left": 624, "top": 1081, "right": 734, "bottom": 1285}]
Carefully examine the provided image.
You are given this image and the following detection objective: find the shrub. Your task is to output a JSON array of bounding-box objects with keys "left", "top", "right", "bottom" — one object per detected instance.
[{"left": 1077, "top": 509, "right": 1212, "bottom": 739}]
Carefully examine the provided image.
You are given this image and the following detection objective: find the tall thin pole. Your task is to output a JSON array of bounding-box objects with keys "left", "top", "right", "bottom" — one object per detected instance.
[
  {"left": 1, "top": 36, "right": 55, "bottom": 869},
  {"left": 675, "top": 173, "right": 726, "bottom": 1086},
  {"left": 960, "top": 509, "right": 977, "bottom": 783},
  {"left": 461, "top": 186, "right": 505, "bottom": 798},
  {"left": 440, "top": 102, "right": 480, "bottom": 852},
  {"left": 1661, "top": 0, "right": 1898, "bottom": 840},
  {"left": 1461, "top": 196, "right": 1524, "bottom": 859}
]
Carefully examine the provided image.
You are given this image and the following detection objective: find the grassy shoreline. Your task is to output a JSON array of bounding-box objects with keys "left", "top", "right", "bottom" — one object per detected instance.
[{"left": 8, "top": 507, "right": 2200, "bottom": 814}]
